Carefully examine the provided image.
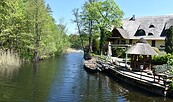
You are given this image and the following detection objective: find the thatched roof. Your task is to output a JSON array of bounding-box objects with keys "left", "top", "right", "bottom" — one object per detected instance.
[
  {"left": 126, "top": 38, "right": 158, "bottom": 55},
  {"left": 165, "top": 19, "right": 173, "bottom": 29},
  {"left": 113, "top": 15, "right": 173, "bottom": 40},
  {"left": 116, "top": 28, "right": 129, "bottom": 39}
]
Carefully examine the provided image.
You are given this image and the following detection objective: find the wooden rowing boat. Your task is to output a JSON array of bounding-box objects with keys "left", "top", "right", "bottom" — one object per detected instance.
[{"left": 83, "top": 59, "right": 97, "bottom": 73}]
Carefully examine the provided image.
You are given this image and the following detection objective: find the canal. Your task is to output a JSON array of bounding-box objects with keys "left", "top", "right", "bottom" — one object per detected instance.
[{"left": 0, "top": 52, "right": 172, "bottom": 102}]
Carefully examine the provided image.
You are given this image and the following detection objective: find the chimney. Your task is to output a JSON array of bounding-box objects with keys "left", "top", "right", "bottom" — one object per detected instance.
[{"left": 130, "top": 15, "right": 135, "bottom": 21}]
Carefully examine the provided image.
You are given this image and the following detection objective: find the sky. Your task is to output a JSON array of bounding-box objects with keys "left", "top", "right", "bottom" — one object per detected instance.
[{"left": 45, "top": 0, "right": 173, "bottom": 34}]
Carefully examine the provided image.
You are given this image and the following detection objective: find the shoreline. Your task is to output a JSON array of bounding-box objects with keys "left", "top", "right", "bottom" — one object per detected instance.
[{"left": 65, "top": 48, "right": 83, "bottom": 53}]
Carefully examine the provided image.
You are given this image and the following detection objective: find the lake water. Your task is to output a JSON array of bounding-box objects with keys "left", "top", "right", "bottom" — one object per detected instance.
[{"left": 0, "top": 52, "right": 172, "bottom": 102}]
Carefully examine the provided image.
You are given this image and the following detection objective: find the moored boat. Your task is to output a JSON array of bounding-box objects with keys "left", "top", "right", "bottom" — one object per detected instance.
[{"left": 84, "top": 59, "right": 97, "bottom": 73}]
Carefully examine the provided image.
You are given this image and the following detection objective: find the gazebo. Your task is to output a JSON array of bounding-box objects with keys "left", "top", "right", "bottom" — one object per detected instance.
[{"left": 125, "top": 38, "right": 157, "bottom": 71}]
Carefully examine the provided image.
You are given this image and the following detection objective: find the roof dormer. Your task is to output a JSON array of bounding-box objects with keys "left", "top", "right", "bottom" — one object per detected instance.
[{"left": 149, "top": 24, "right": 155, "bottom": 28}]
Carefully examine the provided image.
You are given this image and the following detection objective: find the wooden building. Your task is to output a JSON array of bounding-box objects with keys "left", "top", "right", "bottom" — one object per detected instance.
[{"left": 109, "top": 15, "right": 173, "bottom": 50}]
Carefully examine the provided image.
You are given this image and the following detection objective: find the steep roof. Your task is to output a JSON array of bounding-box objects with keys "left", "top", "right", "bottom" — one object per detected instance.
[
  {"left": 126, "top": 38, "right": 158, "bottom": 55},
  {"left": 115, "top": 15, "right": 173, "bottom": 40}
]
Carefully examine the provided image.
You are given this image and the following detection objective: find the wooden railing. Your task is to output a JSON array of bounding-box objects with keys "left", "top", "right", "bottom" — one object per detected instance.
[
  {"left": 111, "top": 65, "right": 173, "bottom": 88},
  {"left": 97, "top": 56, "right": 173, "bottom": 88}
]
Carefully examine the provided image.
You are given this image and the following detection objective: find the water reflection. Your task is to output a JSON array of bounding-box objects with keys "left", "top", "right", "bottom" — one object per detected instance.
[
  {"left": 0, "top": 52, "right": 172, "bottom": 102},
  {"left": 0, "top": 55, "right": 58, "bottom": 102},
  {"left": 0, "top": 50, "right": 21, "bottom": 78}
]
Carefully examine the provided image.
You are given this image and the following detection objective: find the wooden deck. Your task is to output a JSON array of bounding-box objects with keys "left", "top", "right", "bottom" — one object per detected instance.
[
  {"left": 107, "top": 66, "right": 172, "bottom": 96},
  {"left": 96, "top": 57, "right": 173, "bottom": 96},
  {"left": 111, "top": 67, "right": 165, "bottom": 88}
]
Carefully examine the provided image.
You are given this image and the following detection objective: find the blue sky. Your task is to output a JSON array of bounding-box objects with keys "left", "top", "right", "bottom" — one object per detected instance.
[{"left": 45, "top": 0, "right": 173, "bottom": 34}]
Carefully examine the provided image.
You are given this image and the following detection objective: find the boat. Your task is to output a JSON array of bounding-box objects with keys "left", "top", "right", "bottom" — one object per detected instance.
[{"left": 83, "top": 59, "right": 98, "bottom": 73}]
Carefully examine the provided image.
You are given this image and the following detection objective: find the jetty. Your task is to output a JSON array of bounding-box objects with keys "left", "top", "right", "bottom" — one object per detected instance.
[
  {"left": 86, "top": 38, "right": 173, "bottom": 97},
  {"left": 94, "top": 55, "right": 173, "bottom": 96}
]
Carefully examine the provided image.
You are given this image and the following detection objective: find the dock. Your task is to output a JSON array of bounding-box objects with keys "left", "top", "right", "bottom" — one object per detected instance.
[
  {"left": 84, "top": 38, "right": 173, "bottom": 97},
  {"left": 95, "top": 57, "right": 173, "bottom": 96}
]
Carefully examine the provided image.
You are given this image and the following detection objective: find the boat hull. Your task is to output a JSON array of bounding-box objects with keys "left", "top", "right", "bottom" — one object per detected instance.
[{"left": 83, "top": 63, "right": 97, "bottom": 73}]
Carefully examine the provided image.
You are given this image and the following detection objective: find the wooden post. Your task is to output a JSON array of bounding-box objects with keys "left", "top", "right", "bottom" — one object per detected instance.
[
  {"left": 125, "top": 53, "right": 128, "bottom": 67},
  {"left": 143, "top": 55, "right": 146, "bottom": 70},
  {"left": 130, "top": 54, "right": 133, "bottom": 68},
  {"left": 149, "top": 55, "right": 152, "bottom": 70},
  {"left": 134, "top": 55, "right": 137, "bottom": 69}
]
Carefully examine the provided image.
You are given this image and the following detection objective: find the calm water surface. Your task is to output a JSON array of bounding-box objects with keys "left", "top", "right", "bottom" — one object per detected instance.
[{"left": 0, "top": 52, "right": 172, "bottom": 102}]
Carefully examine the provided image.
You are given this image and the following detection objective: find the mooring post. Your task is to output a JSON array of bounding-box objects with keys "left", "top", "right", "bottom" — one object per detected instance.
[
  {"left": 125, "top": 53, "right": 128, "bottom": 67},
  {"left": 140, "top": 65, "right": 143, "bottom": 81}
]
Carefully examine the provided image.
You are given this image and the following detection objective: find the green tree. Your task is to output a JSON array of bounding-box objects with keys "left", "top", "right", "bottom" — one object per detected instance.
[
  {"left": 69, "top": 34, "right": 82, "bottom": 49},
  {"left": 69, "top": 34, "right": 88, "bottom": 49},
  {"left": 80, "top": 0, "right": 98, "bottom": 53},
  {"left": 83, "top": 0, "right": 124, "bottom": 54},
  {"left": 92, "top": 36, "right": 99, "bottom": 54},
  {"left": 165, "top": 26, "right": 173, "bottom": 54},
  {"left": 72, "top": 8, "right": 85, "bottom": 50},
  {"left": 24, "top": 0, "right": 48, "bottom": 62},
  {"left": 0, "top": 0, "right": 70, "bottom": 62}
]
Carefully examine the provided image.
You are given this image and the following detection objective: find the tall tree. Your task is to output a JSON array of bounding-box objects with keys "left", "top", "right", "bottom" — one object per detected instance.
[
  {"left": 0, "top": 0, "right": 70, "bottom": 62},
  {"left": 165, "top": 26, "right": 173, "bottom": 54},
  {"left": 80, "top": 0, "right": 98, "bottom": 53},
  {"left": 72, "top": 8, "right": 85, "bottom": 51},
  {"left": 84, "top": 0, "right": 124, "bottom": 54},
  {"left": 24, "top": 0, "right": 46, "bottom": 62}
]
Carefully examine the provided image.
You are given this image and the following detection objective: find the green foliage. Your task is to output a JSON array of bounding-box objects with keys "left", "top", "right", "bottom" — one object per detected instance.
[
  {"left": 152, "top": 54, "right": 168, "bottom": 65},
  {"left": 170, "top": 82, "right": 173, "bottom": 91},
  {"left": 80, "top": 0, "right": 124, "bottom": 54},
  {"left": 69, "top": 34, "right": 88, "bottom": 49},
  {"left": 92, "top": 38, "right": 100, "bottom": 54},
  {"left": 69, "top": 34, "right": 82, "bottom": 49},
  {"left": 0, "top": 0, "right": 70, "bottom": 61},
  {"left": 152, "top": 53, "right": 173, "bottom": 65},
  {"left": 167, "top": 55, "right": 173, "bottom": 65},
  {"left": 112, "top": 47, "right": 126, "bottom": 58},
  {"left": 165, "top": 26, "right": 173, "bottom": 54}
]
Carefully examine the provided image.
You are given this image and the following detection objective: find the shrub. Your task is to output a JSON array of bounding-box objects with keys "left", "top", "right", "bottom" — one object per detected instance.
[
  {"left": 170, "top": 82, "right": 173, "bottom": 91},
  {"left": 152, "top": 54, "right": 168, "bottom": 65},
  {"left": 112, "top": 47, "right": 126, "bottom": 58},
  {"left": 152, "top": 55, "right": 167, "bottom": 65},
  {"left": 152, "top": 53, "right": 173, "bottom": 65},
  {"left": 167, "top": 55, "right": 173, "bottom": 65},
  {"left": 92, "top": 38, "right": 100, "bottom": 54},
  {"left": 0, "top": 50, "right": 21, "bottom": 78}
]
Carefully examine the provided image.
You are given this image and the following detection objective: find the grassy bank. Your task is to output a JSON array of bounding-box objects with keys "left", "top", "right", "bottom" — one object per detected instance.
[
  {"left": 0, "top": 50, "right": 21, "bottom": 78},
  {"left": 65, "top": 48, "right": 83, "bottom": 53}
]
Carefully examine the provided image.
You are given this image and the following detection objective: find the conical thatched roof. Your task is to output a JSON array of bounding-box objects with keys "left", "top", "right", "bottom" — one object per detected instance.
[{"left": 126, "top": 38, "right": 158, "bottom": 55}]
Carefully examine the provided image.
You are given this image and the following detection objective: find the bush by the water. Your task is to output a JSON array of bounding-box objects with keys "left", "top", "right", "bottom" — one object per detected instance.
[
  {"left": 152, "top": 53, "right": 173, "bottom": 65},
  {"left": 0, "top": 50, "right": 21, "bottom": 78},
  {"left": 112, "top": 47, "right": 126, "bottom": 58},
  {"left": 92, "top": 38, "right": 100, "bottom": 54}
]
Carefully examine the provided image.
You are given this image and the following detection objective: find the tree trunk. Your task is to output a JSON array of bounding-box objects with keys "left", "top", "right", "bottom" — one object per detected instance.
[
  {"left": 73, "top": 9, "right": 85, "bottom": 52},
  {"left": 33, "top": 0, "right": 39, "bottom": 62},
  {"left": 99, "top": 27, "right": 105, "bottom": 55},
  {"left": 88, "top": 20, "right": 93, "bottom": 53},
  {"left": 76, "top": 21, "right": 84, "bottom": 52}
]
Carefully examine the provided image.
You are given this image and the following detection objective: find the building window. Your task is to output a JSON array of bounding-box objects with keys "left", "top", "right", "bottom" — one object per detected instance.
[
  {"left": 149, "top": 25, "right": 155, "bottom": 28},
  {"left": 148, "top": 33, "right": 154, "bottom": 36},
  {"left": 117, "top": 40, "right": 120, "bottom": 44},
  {"left": 121, "top": 40, "right": 125, "bottom": 44},
  {"left": 134, "top": 29, "right": 146, "bottom": 36},
  {"left": 129, "top": 39, "right": 132, "bottom": 44},
  {"left": 152, "top": 40, "right": 155, "bottom": 47}
]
